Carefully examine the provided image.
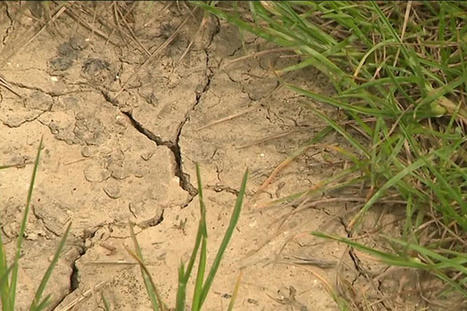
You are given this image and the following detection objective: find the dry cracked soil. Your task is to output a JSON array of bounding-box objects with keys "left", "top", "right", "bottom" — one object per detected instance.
[{"left": 0, "top": 2, "right": 431, "bottom": 311}]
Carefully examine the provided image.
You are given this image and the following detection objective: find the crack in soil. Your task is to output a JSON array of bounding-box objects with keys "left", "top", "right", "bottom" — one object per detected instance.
[
  {"left": 122, "top": 109, "right": 198, "bottom": 196},
  {"left": 100, "top": 88, "right": 197, "bottom": 197}
]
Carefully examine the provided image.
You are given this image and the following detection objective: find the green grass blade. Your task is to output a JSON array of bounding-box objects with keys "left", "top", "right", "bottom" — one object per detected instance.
[
  {"left": 191, "top": 164, "right": 208, "bottom": 311},
  {"left": 128, "top": 223, "right": 161, "bottom": 311},
  {"left": 175, "top": 263, "right": 186, "bottom": 311},
  {"left": 30, "top": 222, "right": 71, "bottom": 311},
  {"left": 101, "top": 292, "right": 111, "bottom": 311},
  {"left": 0, "top": 262, "right": 14, "bottom": 311},
  {"left": 30, "top": 295, "right": 50, "bottom": 311},
  {"left": 191, "top": 237, "right": 207, "bottom": 311},
  {"left": 312, "top": 232, "right": 427, "bottom": 269},
  {"left": 287, "top": 84, "right": 391, "bottom": 117},
  {"left": 0, "top": 264, "right": 13, "bottom": 289},
  {"left": 199, "top": 169, "right": 248, "bottom": 307},
  {"left": 10, "top": 137, "right": 43, "bottom": 310},
  {"left": 383, "top": 236, "right": 467, "bottom": 274},
  {"left": 0, "top": 233, "right": 12, "bottom": 311}
]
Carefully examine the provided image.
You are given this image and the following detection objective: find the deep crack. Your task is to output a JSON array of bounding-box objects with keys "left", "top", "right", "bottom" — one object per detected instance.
[
  {"left": 70, "top": 260, "right": 80, "bottom": 291},
  {"left": 121, "top": 109, "right": 198, "bottom": 196},
  {"left": 100, "top": 88, "right": 198, "bottom": 196}
]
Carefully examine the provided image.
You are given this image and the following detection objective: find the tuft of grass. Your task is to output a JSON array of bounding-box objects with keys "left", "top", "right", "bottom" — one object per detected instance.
[
  {"left": 195, "top": 0, "right": 467, "bottom": 307},
  {"left": 0, "top": 138, "right": 71, "bottom": 311},
  {"left": 127, "top": 164, "right": 248, "bottom": 310}
]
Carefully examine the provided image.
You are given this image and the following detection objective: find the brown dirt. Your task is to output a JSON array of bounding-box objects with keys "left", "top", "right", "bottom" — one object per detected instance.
[{"left": 0, "top": 2, "right": 451, "bottom": 311}]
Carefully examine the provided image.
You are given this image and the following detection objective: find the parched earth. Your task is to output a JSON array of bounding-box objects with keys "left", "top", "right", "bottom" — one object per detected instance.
[{"left": 0, "top": 2, "right": 433, "bottom": 311}]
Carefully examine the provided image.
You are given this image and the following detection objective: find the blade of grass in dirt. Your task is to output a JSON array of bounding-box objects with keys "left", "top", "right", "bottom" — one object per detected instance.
[
  {"left": 0, "top": 232, "right": 11, "bottom": 310},
  {"left": 0, "top": 164, "right": 25, "bottom": 170},
  {"left": 175, "top": 264, "right": 187, "bottom": 311},
  {"left": 191, "top": 237, "right": 207, "bottom": 311},
  {"left": 31, "top": 296, "right": 51, "bottom": 311},
  {"left": 175, "top": 164, "right": 207, "bottom": 311},
  {"left": 30, "top": 222, "right": 72, "bottom": 311},
  {"left": 0, "top": 264, "right": 13, "bottom": 287},
  {"left": 9, "top": 137, "right": 43, "bottom": 310},
  {"left": 101, "top": 292, "right": 111, "bottom": 311},
  {"left": 227, "top": 271, "right": 243, "bottom": 311},
  {"left": 312, "top": 232, "right": 428, "bottom": 270},
  {"left": 0, "top": 263, "right": 14, "bottom": 309},
  {"left": 191, "top": 164, "right": 208, "bottom": 311},
  {"left": 198, "top": 169, "right": 248, "bottom": 307},
  {"left": 125, "top": 246, "right": 168, "bottom": 311},
  {"left": 128, "top": 223, "right": 162, "bottom": 311}
]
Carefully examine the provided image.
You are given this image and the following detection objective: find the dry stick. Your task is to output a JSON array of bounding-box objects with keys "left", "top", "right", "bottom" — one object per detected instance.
[
  {"left": 111, "top": 3, "right": 129, "bottom": 51},
  {"left": 115, "top": 5, "right": 151, "bottom": 56},
  {"left": 104, "top": 1, "right": 137, "bottom": 47},
  {"left": 114, "top": 15, "right": 191, "bottom": 99},
  {"left": 0, "top": 76, "right": 22, "bottom": 97},
  {"left": 111, "top": 3, "right": 145, "bottom": 56},
  {"left": 56, "top": 280, "right": 107, "bottom": 311},
  {"left": 196, "top": 106, "right": 257, "bottom": 131}
]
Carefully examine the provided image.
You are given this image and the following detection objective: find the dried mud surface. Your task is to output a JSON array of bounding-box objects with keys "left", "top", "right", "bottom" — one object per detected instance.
[{"left": 0, "top": 2, "right": 439, "bottom": 311}]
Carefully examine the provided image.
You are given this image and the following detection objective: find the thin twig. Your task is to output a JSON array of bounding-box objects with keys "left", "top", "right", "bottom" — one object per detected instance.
[
  {"left": 196, "top": 106, "right": 256, "bottom": 131},
  {"left": 56, "top": 280, "right": 108, "bottom": 311},
  {"left": 0, "top": 75, "right": 22, "bottom": 97}
]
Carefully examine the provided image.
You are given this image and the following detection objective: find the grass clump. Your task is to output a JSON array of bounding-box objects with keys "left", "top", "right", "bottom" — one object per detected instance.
[
  {"left": 195, "top": 0, "right": 466, "bottom": 308},
  {"left": 126, "top": 164, "right": 248, "bottom": 311},
  {"left": 0, "top": 138, "right": 71, "bottom": 311}
]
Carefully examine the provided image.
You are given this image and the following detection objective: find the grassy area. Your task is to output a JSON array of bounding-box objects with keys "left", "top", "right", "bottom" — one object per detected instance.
[{"left": 195, "top": 1, "right": 466, "bottom": 308}]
